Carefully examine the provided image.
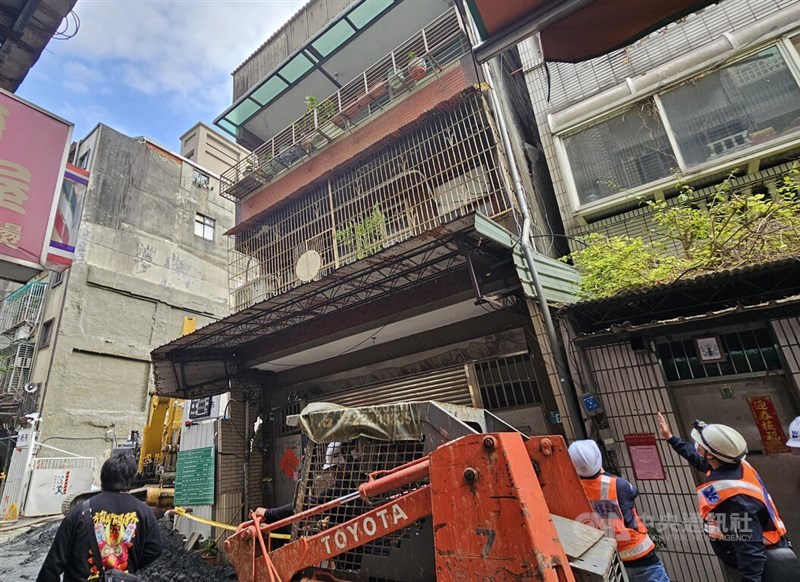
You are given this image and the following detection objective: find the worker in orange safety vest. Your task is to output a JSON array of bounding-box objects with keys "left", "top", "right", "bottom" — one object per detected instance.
[
  {"left": 658, "top": 412, "right": 798, "bottom": 582},
  {"left": 569, "top": 439, "right": 670, "bottom": 582}
]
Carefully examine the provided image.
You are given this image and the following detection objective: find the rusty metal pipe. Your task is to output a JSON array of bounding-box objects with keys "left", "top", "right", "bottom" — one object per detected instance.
[{"left": 358, "top": 460, "right": 430, "bottom": 499}]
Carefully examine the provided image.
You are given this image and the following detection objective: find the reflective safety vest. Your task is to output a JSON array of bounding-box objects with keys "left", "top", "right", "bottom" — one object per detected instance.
[
  {"left": 581, "top": 474, "right": 656, "bottom": 562},
  {"left": 696, "top": 460, "right": 787, "bottom": 546}
]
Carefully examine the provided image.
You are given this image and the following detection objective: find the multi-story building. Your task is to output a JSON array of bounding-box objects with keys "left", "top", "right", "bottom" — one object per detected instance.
[
  {"left": 17, "top": 123, "right": 240, "bottom": 473},
  {"left": 520, "top": 0, "right": 800, "bottom": 579},
  {"left": 152, "top": 0, "right": 582, "bottom": 548}
]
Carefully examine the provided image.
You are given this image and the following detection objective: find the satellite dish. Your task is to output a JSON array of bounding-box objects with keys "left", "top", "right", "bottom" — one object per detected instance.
[{"left": 296, "top": 249, "right": 321, "bottom": 282}]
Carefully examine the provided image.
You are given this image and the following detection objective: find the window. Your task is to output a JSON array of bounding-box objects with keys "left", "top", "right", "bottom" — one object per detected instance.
[
  {"left": 660, "top": 46, "right": 800, "bottom": 168},
  {"left": 39, "top": 319, "right": 54, "bottom": 349},
  {"left": 194, "top": 213, "right": 215, "bottom": 241},
  {"left": 78, "top": 150, "right": 90, "bottom": 169},
  {"left": 192, "top": 169, "right": 210, "bottom": 189},
  {"left": 563, "top": 101, "right": 676, "bottom": 204},
  {"left": 560, "top": 42, "right": 800, "bottom": 208},
  {"left": 50, "top": 271, "right": 64, "bottom": 287}
]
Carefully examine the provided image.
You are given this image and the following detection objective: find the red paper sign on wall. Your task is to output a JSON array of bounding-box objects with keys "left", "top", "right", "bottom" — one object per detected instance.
[
  {"left": 624, "top": 433, "right": 666, "bottom": 480},
  {"left": 747, "top": 396, "right": 790, "bottom": 454}
]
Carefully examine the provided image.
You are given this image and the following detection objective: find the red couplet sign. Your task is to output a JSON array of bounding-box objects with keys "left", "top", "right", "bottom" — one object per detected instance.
[
  {"left": 624, "top": 433, "right": 666, "bottom": 480},
  {"left": 747, "top": 396, "right": 790, "bottom": 454}
]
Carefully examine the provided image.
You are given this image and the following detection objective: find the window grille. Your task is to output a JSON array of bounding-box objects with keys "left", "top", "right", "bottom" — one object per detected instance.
[
  {"left": 228, "top": 92, "right": 510, "bottom": 309},
  {"left": 473, "top": 353, "right": 542, "bottom": 410},
  {"left": 658, "top": 328, "right": 782, "bottom": 382},
  {"left": 0, "top": 342, "right": 34, "bottom": 396}
]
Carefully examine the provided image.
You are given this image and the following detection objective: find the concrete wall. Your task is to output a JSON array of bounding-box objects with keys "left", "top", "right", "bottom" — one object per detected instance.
[{"left": 32, "top": 124, "right": 235, "bottom": 476}]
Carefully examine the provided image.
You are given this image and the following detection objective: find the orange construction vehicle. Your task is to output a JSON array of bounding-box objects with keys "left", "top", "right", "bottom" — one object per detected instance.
[{"left": 225, "top": 402, "right": 624, "bottom": 581}]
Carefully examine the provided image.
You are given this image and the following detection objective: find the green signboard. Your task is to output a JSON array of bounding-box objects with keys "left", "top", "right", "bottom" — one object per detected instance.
[{"left": 174, "top": 446, "right": 215, "bottom": 506}]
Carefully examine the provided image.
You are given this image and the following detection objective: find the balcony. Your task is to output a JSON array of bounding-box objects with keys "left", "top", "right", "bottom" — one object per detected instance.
[
  {"left": 0, "top": 281, "right": 46, "bottom": 339},
  {"left": 220, "top": 7, "right": 470, "bottom": 202},
  {"left": 227, "top": 91, "right": 515, "bottom": 311}
]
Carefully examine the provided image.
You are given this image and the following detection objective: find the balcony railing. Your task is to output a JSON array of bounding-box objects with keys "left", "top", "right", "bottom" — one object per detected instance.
[
  {"left": 220, "top": 7, "right": 470, "bottom": 202},
  {"left": 0, "top": 281, "right": 46, "bottom": 337},
  {"left": 228, "top": 92, "right": 515, "bottom": 311}
]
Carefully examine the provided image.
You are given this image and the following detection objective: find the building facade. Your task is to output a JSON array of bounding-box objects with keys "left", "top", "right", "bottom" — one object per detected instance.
[
  {"left": 519, "top": 1, "right": 800, "bottom": 579},
  {"left": 21, "top": 124, "right": 237, "bottom": 473},
  {"left": 152, "top": 0, "right": 581, "bottom": 549}
]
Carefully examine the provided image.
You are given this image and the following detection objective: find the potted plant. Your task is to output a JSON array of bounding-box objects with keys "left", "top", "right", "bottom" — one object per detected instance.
[
  {"left": 299, "top": 95, "right": 334, "bottom": 150},
  {"left": 407, "top": 51, "right": 427, "bottom": 81},
  {"left": 198, "top": 537, "right": 219, "bottom": 565}
]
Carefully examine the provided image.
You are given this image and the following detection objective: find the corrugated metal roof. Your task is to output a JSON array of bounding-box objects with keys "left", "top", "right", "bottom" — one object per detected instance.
[{"left": 473, "top": 212, "right": 581, "bottom": 304}]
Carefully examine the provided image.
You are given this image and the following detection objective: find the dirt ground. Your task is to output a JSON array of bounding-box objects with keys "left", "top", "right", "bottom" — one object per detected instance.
[{"left": 0, "top": 516, "right": 238, "bottom": 581}]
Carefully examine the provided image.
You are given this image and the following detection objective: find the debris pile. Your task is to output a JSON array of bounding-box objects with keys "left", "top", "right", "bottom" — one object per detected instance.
[{"left": 0, "top": 517, "right": 237, "bottom": 581}]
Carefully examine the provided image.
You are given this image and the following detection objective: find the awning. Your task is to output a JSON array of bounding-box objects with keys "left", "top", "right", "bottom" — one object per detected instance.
[
  {"left": 465, "top": 0, "right": 718, "bottom": 63},
  {"left": 473, "top": 213, "right": 580, "bottom": 304}
]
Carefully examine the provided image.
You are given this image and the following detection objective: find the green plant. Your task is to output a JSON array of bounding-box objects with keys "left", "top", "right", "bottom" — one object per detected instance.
[
  {"left": 198, "top": 537, "right": 218, "bottom": 556},
  {"left": 407, "top": 51, "right": 416, "bottom": 60},
  {"left": 564, "top": 164, "right": 800, "bottom": 299},
  {"left": 336, "top": 205, "right": 387, "bottom": 259}
]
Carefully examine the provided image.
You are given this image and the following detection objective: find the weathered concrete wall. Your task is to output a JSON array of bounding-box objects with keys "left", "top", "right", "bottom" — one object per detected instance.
[{"left": 33, "top": 124, "right": 235, "bottom": 478}]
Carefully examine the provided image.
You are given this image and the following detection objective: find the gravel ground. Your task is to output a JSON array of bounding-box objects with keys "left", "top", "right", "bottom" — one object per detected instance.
[{"left": 0, "top": 517, "right": 238, "bottom": 581}]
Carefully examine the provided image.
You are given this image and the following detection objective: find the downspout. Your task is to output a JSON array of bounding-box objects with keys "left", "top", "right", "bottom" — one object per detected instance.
[
  {"left": 243, "top": 392, "right": 251, "bottom": 521},
  {"left": 465, "top": 16, "right": 585, "bottom": 437}
]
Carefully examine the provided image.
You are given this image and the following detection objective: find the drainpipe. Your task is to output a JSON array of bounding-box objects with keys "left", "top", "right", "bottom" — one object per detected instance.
[
  {"left": 243, "top": 392, "right": 250, "bottom": 521},
  {"left": 466, "top": 16, "right": 585, "bottom": 438}
]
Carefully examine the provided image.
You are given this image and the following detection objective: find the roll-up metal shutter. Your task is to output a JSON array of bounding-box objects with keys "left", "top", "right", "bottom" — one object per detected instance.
[{"left": 310, "top": 365, "right": 478, "bottom": 408}]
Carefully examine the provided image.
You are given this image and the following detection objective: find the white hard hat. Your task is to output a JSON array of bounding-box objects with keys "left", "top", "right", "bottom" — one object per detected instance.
[
  {"left": 691, "top": 420, "right": 748, "bottom": 463},
  {"left": 568, "top": 440, "right": 603, "bottom": 477},
  {"left": 787, "top": 417, "right": 800, "bottom": 448}
]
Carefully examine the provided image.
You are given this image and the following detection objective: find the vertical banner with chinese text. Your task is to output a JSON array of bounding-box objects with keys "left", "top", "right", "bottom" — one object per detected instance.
[{"left": 746, "top": 396, "right": 790, "bottom": 454}]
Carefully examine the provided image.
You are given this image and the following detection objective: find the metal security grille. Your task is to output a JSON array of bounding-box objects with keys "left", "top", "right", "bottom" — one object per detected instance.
[
  {"left": 473, "top": 353, "right": 541, "bottom": 410},
  {"left": 229, "top": 91, "right": 510, "bottom": 310},
  {"left": 658, "top": 328, "right": 782, "bottom": 382},
  {"left": 294, "top": 438, "right": 427, "bottom": 576},
  {"left": 0, "top": 342, "right": 34, "bottom": 396},
  {"left": 0, "top": 281, "right": 46, "bottom": 335},
  {"left": 309, "top": 367, "right": 475, "bottom": 409}
]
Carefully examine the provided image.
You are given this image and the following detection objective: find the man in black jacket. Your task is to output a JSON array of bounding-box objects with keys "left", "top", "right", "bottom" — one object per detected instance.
[{"left": 38, "top": 452, "right": 163, "bottom": 581}]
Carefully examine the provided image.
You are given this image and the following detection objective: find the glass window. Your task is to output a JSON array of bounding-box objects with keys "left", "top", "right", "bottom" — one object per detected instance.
[
  {"left": 312, "top": 20, "right": 355, "bottom": 58},
  {"left": 194, "top": 213, "right": 215, "bottom": 241},
  {"left": 660, "top": 46, "right": 800, "bottom": 168},
  {"left": 251, "top": 76, "right": 288, "bottom": 105},
  {"left": 563, "top": 101, "right": 676, "bottom": 204},
  {"left": 217, "top": 119, "right": 238, "bottom": 135},
  {"left": 348, "top": 0, "right": 392, "bottom": 29},
  {"left": 39, "top": 319, "right": 54, "bottom": 349},
  {"left": 226, "top": 99, "right": 260, "bottom": 125},
  {"left": 278, "top": 54, "right": 313, "bottom": 84}
]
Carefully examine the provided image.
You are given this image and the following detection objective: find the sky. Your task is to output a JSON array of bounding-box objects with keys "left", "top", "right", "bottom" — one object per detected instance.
[{"left": 17, "top": 0, "right": 306, "bottom": 152}]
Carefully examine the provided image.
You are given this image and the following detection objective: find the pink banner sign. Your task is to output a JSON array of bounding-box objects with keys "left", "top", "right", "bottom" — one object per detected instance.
[{"left": 0, "top": 91, "right": 72, "bottom": 274}]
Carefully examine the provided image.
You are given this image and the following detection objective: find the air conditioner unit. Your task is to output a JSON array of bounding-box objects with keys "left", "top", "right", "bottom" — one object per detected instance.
[{"left": 233, "top": 276, "right": 280, "bottom": 311}]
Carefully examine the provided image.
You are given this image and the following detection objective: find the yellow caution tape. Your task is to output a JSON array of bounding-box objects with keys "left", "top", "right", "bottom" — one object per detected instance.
[{"left": 172, "top": 507, "right": 291, "bottom": 539}]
